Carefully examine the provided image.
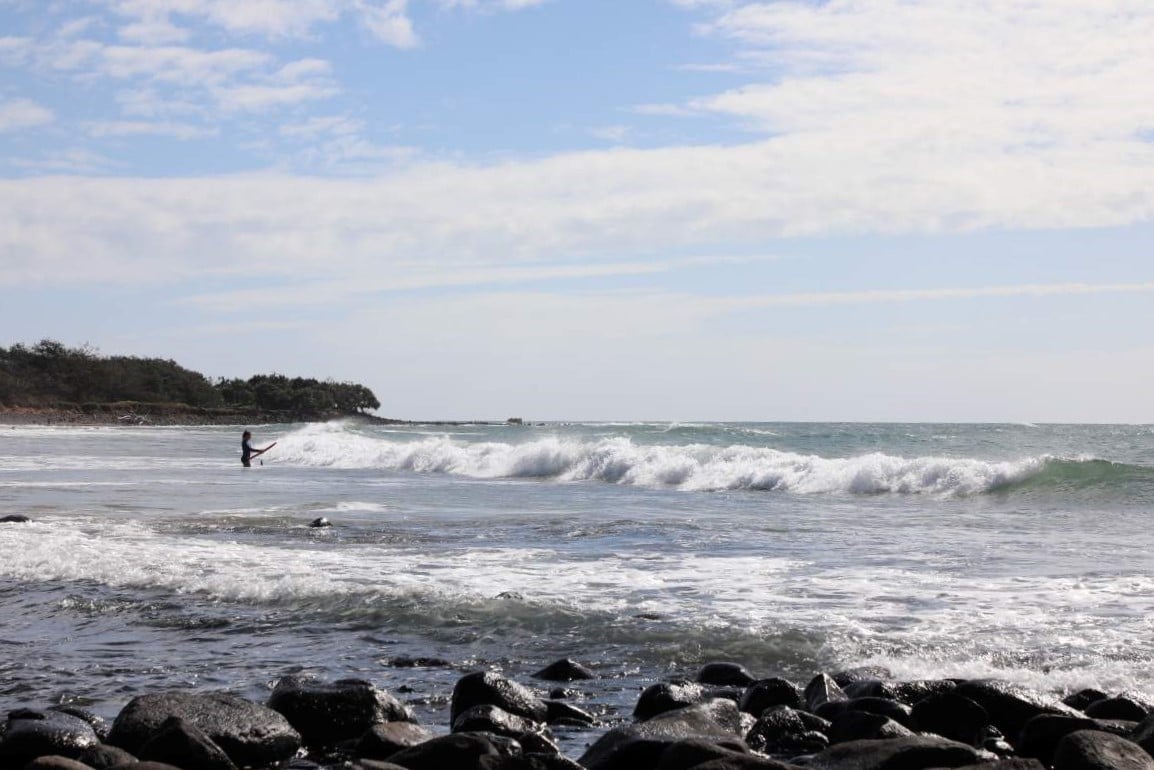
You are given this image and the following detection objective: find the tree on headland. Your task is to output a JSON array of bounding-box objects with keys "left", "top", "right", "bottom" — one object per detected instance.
[{"left": 0, "top": 340, "right": 380, "bottom": 417}]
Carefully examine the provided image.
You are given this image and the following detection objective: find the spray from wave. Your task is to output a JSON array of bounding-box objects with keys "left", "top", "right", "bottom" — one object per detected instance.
[{"left": 269, "top": 423, "right": 1093, "bottom": 496}]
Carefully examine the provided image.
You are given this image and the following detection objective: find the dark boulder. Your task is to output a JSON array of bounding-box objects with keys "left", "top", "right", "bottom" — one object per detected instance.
[
  {"left": 739, "top": 679, "right": 803, "bottom": 716},
  {"left": 79, "top": 744, "right": 137, "bottom": 769},
  {"left": 0, "top": 708, "right": 100, "bottom": 764},
  {"left": 745, "top": 706, "right": 828, "bottom": 757},
  {"left": 805, "top": 674, "right": 849, "bottom": 712},
  {"left": 1084, "top": 696, "right": 1149, "bottom": 721},
  {"left": 106, "top": 690, "right": 301, "bottom": 767},
  {"left": 137, "top": 716, "right": 236, "bottom": 770},
  {"left": 579, "top": 700, "right": 745, "bottom": 770},
  {"left": 833, "top": 668, "right": 894, "bottom": 688},
  {"left": 356, "top": 721, "right": 433, "bottom": 759},
  {"left": 453, "top": 705, "right": 549, "bottom": 742},
  {"left": 23, "top": 758, "right": 95, "bottom": 770},
  {"left": 954, "top": 680, "right": 1079, "bottom": 738},
  {"left": 451, "top": 672, "right": 548, "bottom": 725},
  {"left": 1015, "top": 714, "right": 1099, "bottom": 765},
  {"left": 308, "top": 517, "right": 332, "bottom": 528},
  {"left": 845, "top": 698, "right": 913, "bottom": 729},
  {"left": 1130, "top": 713, "right": 1154, "bottom": 755},
  {"left": 697, "top": 663, "right": 757, "bottom": 688},
  {"left": 807, "top": 735, "right": 982, "bottom": 770},
  {"left": 386, "top": 732, "right": 520, "bottom": 770},
  {"left": 910, "top": 692, "right": 989, "bottom": 745},
  {"left": 268, "top": 676, "right": 413, "bottom": 747},
  {"left": 0, "top": 514, "right": 31, "bottom": 523},
  {"left": 634, "top": 681, "right": 709, "bottom": 721},
  {"left": 827, "top": 711, "right": 913, "bottom": 744},
  {"left": 1053, "top": 729, "right": 1154, "bottom": 770},
  {"left": 951, "top": 762, "right": 1045, "bottom": 770},
  {"left": 1064, "top": 689, "right": 1108, "bottom": 712},
  {"left": 889, "top": 679, "right": 957, "bottom": 705},
  {"left": 654, "top": 739, "right": 796, "bottom": 770},
  {"left": 843, "top": 681, "right": 895, "bottom": 700},
  {"left": 544, "top": 700, "right": 595, "bottom": 726},
  {"left": 532, "top": 660, "right": 595, "bottom": 682}
]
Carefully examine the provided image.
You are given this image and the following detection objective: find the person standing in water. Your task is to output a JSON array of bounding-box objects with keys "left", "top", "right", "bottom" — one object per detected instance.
[{"left": 241, "top": 430, "right": 275, "bottom": 467}]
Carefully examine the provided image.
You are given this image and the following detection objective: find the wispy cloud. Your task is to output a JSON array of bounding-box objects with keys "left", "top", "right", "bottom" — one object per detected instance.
[
  {"left": 724, "top": 282, "right": 1154, "bottom": 310},
  {"left": 0, "top": 97, "right": 54, "bottom": 132}
]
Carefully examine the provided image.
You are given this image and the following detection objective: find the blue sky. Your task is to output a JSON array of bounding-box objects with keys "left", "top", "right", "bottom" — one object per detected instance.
[{"left": 2, "top": 0, "right": 1153, "bottom": 421}]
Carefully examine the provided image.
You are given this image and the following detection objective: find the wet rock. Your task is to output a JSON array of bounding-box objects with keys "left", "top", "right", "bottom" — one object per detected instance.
[
  {"left": 137, "top": 716, "right": 236, "bottom": 770},
  {"left": 268, "top": 675, "right": 414, "bottom": 747},
  {"left": 1130, "top": 712, "right": 1154, "bottom": 755},
  {"left": 842, "top": 681, "right": 895, "bottom": 700},
  {"left": 634, "top": 681, "right": 709, "bottom": 721},
  {"left": 453, "top": 704, "right": 549, "bottom": 742},
  {"left": 805, "top": 674, "right": 849, "bottom": 712},
  {"left": 1015, "top": 714, "right": 1099, "bottom": 765},
  {"left": 833, "top": 668, "right": 894, "bottom": 688},
  {"left": 0, "top": 708, "right": 100, "bottom": 764},
  {"left": 532, "top": 659, "right": 595, "bottom": 682},
  {"left": 1053, "top": 729, "right": 1154, "bottom": 770},
  {"left": 954, "top": 680, "right": 1080, "bottom": 738},
  {"left": 23, "top": 758, "right": 96, "bottom": 770},
  {"left": 356, "top": 721, "right": 433, "bottom": 759},
  {"left": 106, "top": 691, "right": 301, "bottom": 767},
  {"left": 952, "top": 762, "right": 1045, "bottom": 770},
  {"left": 910, "top": 692, "right": 989, "bottom": 745},
  {"left": 1084, "top": 696, "right": 1149, "bottom": 721},
  {"left": 845, "top": 698, "right": 914, "bottom": 729},
  {"left": 386, "top": 732, "right": 521, "bottom": 770},
  {"left": 544, "top": 700, "right": 596, "bottom": 726},
  {"left": 79, "top": 744, "right": 137, "bottom": 769},
  {"left": 807, "top": 735, "right": 982, "bottom": 770},
  {"left": 451, "top": 672, "right": 548, "bottom": 725},
  {"left": 308, "top": 517, "right": 333, "bottom": 528},
  {"left": 739, "top": 679, "right": 803, "bottom": 716},
  {"left": 1064, "top": 689, "right": 1109, "bottom": 712},
  {"left": 580, "top": 700, "right": 746, "bottom": 770},
  {"left": 697, "top": 663, "right": 757, "bottom": 688},
  {"left": 889, "top": 680, "right": 958, "bottom": 705},
  {"left": 745, "top": 706, "right": 828, "bottom": 757},
  {"left": 385, "top": 656, "right": 451, "bottom": 668},
  {"left": 827, "top": 711, "right": 913, "bottom": 744},
  {"left": 0, "top": 514, "right": 31, "bottom": 523}
]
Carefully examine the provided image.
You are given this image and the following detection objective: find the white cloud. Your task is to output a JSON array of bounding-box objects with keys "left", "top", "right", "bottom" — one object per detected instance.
[
  {"left": 83, "top": 119, "right": 215, "bottom": 139},
  {"left": 0, "top": 97, "right": 54, "bottom": 132},
  {"left": 355, "top": 0, "right": 419, "bottom": 48}
]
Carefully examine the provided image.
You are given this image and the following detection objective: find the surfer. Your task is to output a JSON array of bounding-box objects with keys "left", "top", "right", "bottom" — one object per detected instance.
[{"left": 241, "top": 430, "right": 276, "bottom": 467}]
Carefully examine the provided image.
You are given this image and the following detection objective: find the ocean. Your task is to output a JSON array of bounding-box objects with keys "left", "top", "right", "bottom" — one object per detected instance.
[{"left": 2, "top": 420, "right": 1153, "bottom": 755}]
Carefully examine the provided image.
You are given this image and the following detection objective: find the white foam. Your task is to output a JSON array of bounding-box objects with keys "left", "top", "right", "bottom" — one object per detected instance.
[{"left": 272, "top": 424, "right": 1043, "bottom": 496}]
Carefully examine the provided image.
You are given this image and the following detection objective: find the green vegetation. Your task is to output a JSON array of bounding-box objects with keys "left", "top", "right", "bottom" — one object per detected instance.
[{"left": 0, "top": 339, "right": 380, "bottom": 417}]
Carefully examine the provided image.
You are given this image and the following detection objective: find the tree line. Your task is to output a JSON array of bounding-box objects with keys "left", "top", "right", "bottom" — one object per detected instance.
[{"left": 0, "top": 339, "right": 380, "bottom": 415}]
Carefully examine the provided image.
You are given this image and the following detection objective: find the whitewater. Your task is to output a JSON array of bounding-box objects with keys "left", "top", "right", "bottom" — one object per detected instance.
[{"left": 2, "top": 420, "right": 1153, "bottom": 753}]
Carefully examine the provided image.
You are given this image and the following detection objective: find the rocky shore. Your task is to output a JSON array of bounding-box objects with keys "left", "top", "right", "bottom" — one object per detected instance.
[
  {"left": 0, "top": 406, "right": 512, "bottom": 428},
  {"left": 3, "top": 660, "right": 1153, "bottom": 770}
]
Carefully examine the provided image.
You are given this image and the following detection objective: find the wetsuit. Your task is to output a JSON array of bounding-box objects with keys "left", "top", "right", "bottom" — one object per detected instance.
[{"left": 242, "top": 438, "right": 254, "bottom": 467}]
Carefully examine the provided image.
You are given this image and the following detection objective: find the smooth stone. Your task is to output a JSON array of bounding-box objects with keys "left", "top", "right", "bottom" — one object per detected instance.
[
  {"left": 0, "top": 514, "right": 31, "bottom": 523},
  {"left": 954, "top": 680, "right": 1080, "bottom": 738},
  {"left": 579, "top": 700, "right": 746, "bottom": 770},
  {"left": 739, "top": 679, "right": 803, "bottom": 716},
  {"left": 634, "top": 681, "right": 709, "bottom": 721},
  {"left": 1084, "top": 696, "right": 1150, "bottom": 721},
  {"left": 356, "top": 721, "right": 434, "bottom": 759},
  {"left": 844, "top": 698, "right": 914, "bottom": 729},
  {"left": 532, "top": 660, "right": 595, "bottom": 682},
  {"left": 832, "top": 668, "right": 894, "bottom": 688},
  {"left": 888, "top": 680, "right": 958, "bottom": 705},
  {"left": 22, "top": 757, "right": 96, "bottom": 770},
  {"left": 745, "top": 706, "right": 828, "bottom": 757},
  {"left": 951, "top": 762, "right": 1046, "bottom": 770},
  {"left": 807, "top": 736, "right": 981, "bottom": 770},
  {"left": 1053, "top": 729, "right": 1154, "bottom": 770},
  {"left": 1064, "top": 689, "right": 1109, "bottom": 712},
  {"left": 910, "top": 692, "right": 989, "bottom": 746},
  {"left": 268, "top": 675, "right": 413, "bottom": 747},
  {"left": 0, "top": 709, "right": 100, "bottom": 764},
  {"left": 827, "top": 711, "right": 913, "bottom": 744},
  {"left": 697, "top": 663, "right": 758, "bottom": 688},
  {"left": 106, "top": 691, "right": 300, "bottom": 767},
  {"left": 78, "top": 744, "right": 137, "bottom": 769},
  {"left": 805, "top": 674, "right": 849, "bottom": 712},
  {"left": 544, "top": 700, "right": 596, "bottom": 727},
  {"left": 451, "top": 672, "right": 548, "bottom": 725},
  {"left": 385, "top": 732, "right": 521, "bottom": 770},
  {"left": 452, "top": 704, "right": 549, "bottom": 742},
  {"left": 136, "top": 716, "right": 236, "bottom": 770},
  {"left": 1015, "top": 714, "right": 1099, "bottom": 765}
]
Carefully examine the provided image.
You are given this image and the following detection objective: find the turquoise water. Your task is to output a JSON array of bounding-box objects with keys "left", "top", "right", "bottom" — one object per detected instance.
[{"left": 2, "top": 421, "right": 1153, "bottom": 752}]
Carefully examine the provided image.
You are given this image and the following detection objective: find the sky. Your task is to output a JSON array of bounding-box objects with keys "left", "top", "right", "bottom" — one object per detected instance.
[{"left": 1, "top": 0, "right": 1153, "bottom": 422}]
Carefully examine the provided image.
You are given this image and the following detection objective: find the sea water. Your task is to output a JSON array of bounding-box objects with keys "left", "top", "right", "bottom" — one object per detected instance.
[{"left": 2, "top": 421, "right": 1153, "bottom": 753}]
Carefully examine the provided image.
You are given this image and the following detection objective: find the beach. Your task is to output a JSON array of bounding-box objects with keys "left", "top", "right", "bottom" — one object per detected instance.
[{"left": 2, "top": 420, "right": 1153, "bottom": 767}]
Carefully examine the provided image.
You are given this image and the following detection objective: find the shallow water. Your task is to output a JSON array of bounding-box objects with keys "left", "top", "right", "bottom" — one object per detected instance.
[{"left": 2, "top": 421, "right": 1153, "bottom": 755}]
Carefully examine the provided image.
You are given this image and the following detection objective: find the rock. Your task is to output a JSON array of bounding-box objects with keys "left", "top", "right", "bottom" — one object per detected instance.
[
  {"left": 805, "top": 674, "right": 849, "bottom": 712},
  {"left": 354, "top": 761, "right": 409, "bottom": 770},
  {"left": 910, "top": 692, "right": 989, "bottom": 745},
  {"left": 385, "top": 732, "right": 520, "bottom": 770},
  {"left": 649, "top": 737, "right": 752, "bottom": 770},
  {"left": 451, "top": 672, "right": 548, "bottom": 725},
  {"left": 745, "top": 706, "right": 828, "bottom": 757},
  {"left": 385, "top": 656, "right": 452, "bottom": 668},
  {"left": 845, "top": 698, "right": 913, "bottom": 729},
  {"left": 0, "top": 514, "right": 31, "bottom": 523},
  {"left": 951, "top": 762, "right": 1046, "bottom": 770},
  {"left": 1053, "top": 729, "right": 1154, "bottom": 770},
  {"left": 0, "top": 708, "right": 100, "bottom": 765},
  {"left": 78, "top": 744, "right": 137, "bottom": 769},
  {"left": 1084, "top": 696, "right": 1149, "bottom": 721},
  {"left": 23, "top": 757, "right": 96, "bottom": 770},
  {"left": 1130, "top": 713, "right": 1154, "bottom": 755},
  {"left": 807, "top": 735, "right": 982, "bottom": 770},
  {"left": 1015, "top": 714, "right": 1099, "bottom": 765},
  {"left": 268, "top": 675, "right": 413, "bottom": 747},
  {"left": 827, "top": 711, "right": 913, "bottom": 744},
  {"left": 453, "top": 705, "right": 548, "bottom": 741},
  {"left": 833, "top": 668, "right": 894, "bottom": 688},
  {"left": 106, "top": 691, "right": 301, "bottom": 767},
  {"left": 544, "top": 700, "right": 596, "bottom": 726},
  {"left": 739, "top": 679, "right": 803, "bottom": 716},
  {"left": 532, "top": 660, "right": 595, "bottom": 682},
  {"left": 697, "top": 663, "right": 758, "bottom": 688},
  {"left": 48, "top": 707, "right": 106, "bottom": 743},
  {"left": 954, "top": 680, "right": 1080, "bottom": 738},
  {"left": 842, "top": 681, "right": 893, "bottom": 700},
  {"left": 1064, "top": 689, "right": 1109, "bottom": 712},
  {"left": 308, "top": 517, "right": 332, "bottom": 528},
  {"left": 690, "top": 759, "right": 805, "bottom": 769},
  {"left": 634, "top": 681, "right": 709, "bottom": 721},
  {"left": 137, "top": 716, "right": 236, "bottom": 770},
  {"left": 579, "top": 700, "right": 745, "bottom": 770},
  {"left": 889, "top": 680, "right": 958, "bottom": 705},
  {"left": 119, "top": 763, "right": 185, "bottom": 770},
  {"left": 356, "top": 721, "right": 434, "bottom": 759}
]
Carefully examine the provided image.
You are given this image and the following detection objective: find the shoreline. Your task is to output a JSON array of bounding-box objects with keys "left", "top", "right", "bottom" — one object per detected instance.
[{"left": 0, "top": 406, "right": 512, "bottom": 428}]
